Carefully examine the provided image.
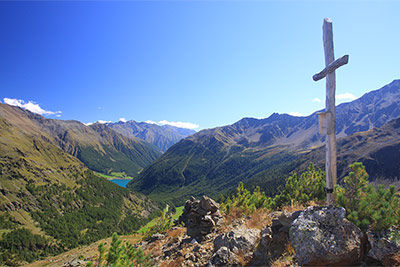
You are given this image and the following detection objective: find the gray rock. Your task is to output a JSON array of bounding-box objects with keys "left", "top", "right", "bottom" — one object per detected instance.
[
  {"left": 200, "top": 195, "right": 219, "bottom": 213},
  {"left": 149, "top": 233, "right": 165, "bottom": 242},
  {"left": 214, "top": 227, "right": 260, "bottom": 255},
  {"left": 367, "top": 226, "right": 400, "bottom": 264},
  {"left": 289, "top": 206, "right": 363, "bottom": 266},
  {"left": 271, "top": 210, "right": 301, "bottom": 234},
  {"left": 208, "top": 246, "right": 240, "bottom": 267},
  {"left": 252, "top": 223, "right": 291, "bottom": 265},
  {"left": 61, "top": 259, "right": 86, "bottom": 267},
  {"left": 179, "top": 196, "right": 222, "bottom": 241}
]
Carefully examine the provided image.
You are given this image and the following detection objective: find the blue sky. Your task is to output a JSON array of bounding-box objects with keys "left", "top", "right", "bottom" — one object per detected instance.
[{"left": 1, "top": 1, "right": 399, "bottom": 130}]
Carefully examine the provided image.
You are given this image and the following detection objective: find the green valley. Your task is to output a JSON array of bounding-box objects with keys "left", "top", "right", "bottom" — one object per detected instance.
[{"left": 0, "top": 105, "right": 159, "bottom": 265}]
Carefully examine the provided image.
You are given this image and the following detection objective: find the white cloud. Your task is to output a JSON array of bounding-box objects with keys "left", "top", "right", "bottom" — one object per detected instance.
[
  {"left": 84, "top": 120, "right": 111, "bottom": 126},
  {"left": 336, "top": 93, "right": 357, "bottom": 101},
  {"left": 96, "top": 120, "right": 111, "bottom": 124},
  {"left": 312, "top": 98, "right": 322, "bottom": 103},
  {"left": 288, "top": 112, "right": 304, "bottom": 117},
  {"left": 119, "top": 118, "right": 127, "bottom": 123},
  {"left": 159, "top": 120, "right": 199, "bottom": 129},
  {"left": 4, "top": 98, "right": 61, "bottom": 116},
  {"left": 145, "top": 119, "right": 199, "bottom": 129}
]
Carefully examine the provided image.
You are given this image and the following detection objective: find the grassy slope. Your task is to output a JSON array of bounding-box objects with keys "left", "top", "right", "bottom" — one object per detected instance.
[
  {"left": 0, "top": 114, "right": 159, "bottom": 264},
  {"left": 28, "top": 206, "right": 185, "bottom": 267},
  {"left": 129, "top": 134, "right": 300, "bottom": 206}
]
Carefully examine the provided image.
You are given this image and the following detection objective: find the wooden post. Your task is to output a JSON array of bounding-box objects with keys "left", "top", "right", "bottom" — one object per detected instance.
[{"left": 313, "top": 18, "right": 349, "bottom": 204}]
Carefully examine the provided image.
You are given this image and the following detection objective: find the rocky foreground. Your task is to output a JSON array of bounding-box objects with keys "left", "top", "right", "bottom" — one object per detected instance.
[{"left": 35, "top": 195, "right": 400, "bottom": 267}]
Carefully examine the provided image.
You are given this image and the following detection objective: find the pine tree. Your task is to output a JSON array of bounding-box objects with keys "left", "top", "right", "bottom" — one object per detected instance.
[{"left": 334, "top": 162, "right": 400, "bottom": 232}]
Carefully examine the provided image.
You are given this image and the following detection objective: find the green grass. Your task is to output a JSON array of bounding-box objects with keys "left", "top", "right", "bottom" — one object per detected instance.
[
  {"left": 171, "top": 206, "right": 184, "bottom": 221},
  {"left": 95, "top": 171, "right": 133, "bottom": 180},
  {"left": 137, "top": 206, "right": 184, "bottom": 234}
]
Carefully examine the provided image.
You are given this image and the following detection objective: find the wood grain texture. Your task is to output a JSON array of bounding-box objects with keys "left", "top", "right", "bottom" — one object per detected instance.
[
  {"left": 313, "top": 55, "right": 349, "bottom": 81},
  {"left": 322, "top": 18, "right": 337, "bottom": 204}
]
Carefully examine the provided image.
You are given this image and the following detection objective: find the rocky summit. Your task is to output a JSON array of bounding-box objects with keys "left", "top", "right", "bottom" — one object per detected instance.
[
  {"left": 32, "top": 195, "right": 400, "bottom": 267},
  {"left": 113, "top": 197, "right": 399, "bottom": 266}
]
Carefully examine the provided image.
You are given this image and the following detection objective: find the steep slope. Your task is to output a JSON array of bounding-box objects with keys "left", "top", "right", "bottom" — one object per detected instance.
[
  {"left": 0, "top": 114, "right": 159, "bottom": 264},
  {"left": 129, "top": 80, "right": 400, "bottom": 205},
  {"left": 108, "top": 120, "right": 196, "bottom": 152},
  {"left": 0, "top": 104, "right": 161, "bottom": 177},
  {"left": 300, "top": 116, "right": 400, "bottom": 182}
]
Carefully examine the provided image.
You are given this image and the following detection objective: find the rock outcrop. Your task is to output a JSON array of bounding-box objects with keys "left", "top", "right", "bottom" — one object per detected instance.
[
  {"left": 209, "top": 227, "right": 260, "bottom": 266},
  {"left": 252, "top": 210, "right": 301, "bottom": 265},
  {"left": 208, "top": 246, "right": 240, "bottom": 267},
  {"left": 179, "top": 196, "right": 222, "bottom": 241},
  {"left": 289, "top": 205, "right": 363, "bottom": 266},
  {"left": 367, "top": 226, "right": 400, "bottom": 266},
  {"left": 214, "top": 227, "right": 260, "bottom": 254}
]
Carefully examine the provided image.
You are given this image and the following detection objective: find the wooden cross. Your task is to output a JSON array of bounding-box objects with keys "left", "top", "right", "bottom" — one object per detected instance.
[{"left": 313, "top": 18, "right": 349, "bottom": 204}]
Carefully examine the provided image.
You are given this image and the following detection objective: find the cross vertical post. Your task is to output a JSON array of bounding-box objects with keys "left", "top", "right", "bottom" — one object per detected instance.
[{"left": 313, "top": 18, "right": 349, "bottom": 204}]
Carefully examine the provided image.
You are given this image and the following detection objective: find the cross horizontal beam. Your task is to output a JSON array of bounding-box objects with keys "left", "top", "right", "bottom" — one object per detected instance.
[{"left": 313, "top": 55, "right": 349, "bottom": 81}]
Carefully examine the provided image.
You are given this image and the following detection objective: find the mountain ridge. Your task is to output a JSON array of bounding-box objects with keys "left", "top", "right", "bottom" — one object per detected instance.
[
  {"left": 128, "top": 79, "right": 400, "bottom": 205},
  {"left": 0, "top": 104, "right": 161, "bottom": 177},
  {"left": 107, "top": 120, "right": 196, "bottom": 152}
]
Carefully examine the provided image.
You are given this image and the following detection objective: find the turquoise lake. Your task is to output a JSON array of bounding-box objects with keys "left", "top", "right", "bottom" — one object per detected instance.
[{"left": 110, "top": 179, "right": 131, "bottom": 188}]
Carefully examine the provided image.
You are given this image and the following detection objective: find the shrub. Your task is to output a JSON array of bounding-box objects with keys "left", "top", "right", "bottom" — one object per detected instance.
[
  {"left": 220, "top": 182, "right": 272, "bottom": 215},
  {"left": 335, "top": 162, "right": 400, "bottom": 232},
  {"left": 221, "top": 164, "right": 326, "bottom": 214},
  {"left": 95, "top": 233, "right": 153, "bottom": 267},
  {"left": 271, "top": 163, "right": 325, "bottom": 209},
  {"left": 143, "top": 210, "right": 173, "bottom": 239}
]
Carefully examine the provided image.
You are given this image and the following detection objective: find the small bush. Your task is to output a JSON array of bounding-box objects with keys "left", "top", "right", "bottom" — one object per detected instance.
[
  {"left": 335, "top": 162, "right": 400, "bottom": 232},
  {"left": 96, "top": 232, "right": 153, "bottom": 267},
  {"left": 143, "top": 210, "right": 173, "bottom": 240},
  {"left": 271, "top": 163, "right": 325, "bottom": 209},
  {"left": 221, "top": 164, "right": 326, "bottom": 215}
]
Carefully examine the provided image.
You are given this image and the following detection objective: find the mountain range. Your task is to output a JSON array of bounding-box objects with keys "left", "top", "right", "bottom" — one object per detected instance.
[
  {"left": 128, "top": 80, "right": 400, "bottom": 205},
  {"left": 1, "top": 79, "right": 400, "bottom": 264},
  {"left": 107, "top": 120, "right": 196, "bottom": 152},
  {"left": 0, "top": 104, "right": 163, "bottom": 177}
]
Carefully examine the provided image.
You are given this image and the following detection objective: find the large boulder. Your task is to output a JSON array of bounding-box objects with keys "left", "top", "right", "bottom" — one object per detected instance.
[
  {"left": 289, "top": 206, "right": 363, "bottom": 266},
  {"left": 367, "top": 227, "right": 400, "bottom": 266}
]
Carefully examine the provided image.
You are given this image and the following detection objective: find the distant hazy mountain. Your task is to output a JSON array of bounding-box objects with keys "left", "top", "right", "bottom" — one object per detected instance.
[
  {"left": 128, "top": 80, "right": 400, "bottom": 205},
  {"left": 0, "top": 104, "right": 161, "bottom": 176},
  {"left": 0, "top": 104, "right": 158, "bottom": 262},
  {"left": 107, "top": 120, "right": 196, "bottom": 152}
]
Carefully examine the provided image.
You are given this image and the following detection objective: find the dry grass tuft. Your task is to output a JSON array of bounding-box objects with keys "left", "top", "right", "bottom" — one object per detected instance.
[
  {"left": 160, "top": 256, "right": 184, "bottom": 267},
  {"left": 220, "top": 207, "right": 244, "bottom": 231},
  {"left": 285, "top": 242, "right": 295, "bottom": 256},
  {"left": 167, "top": 227, "right": 185, "bottom": 238},
  {"left": 306, "top": 199, "right": 325, "bottom": 207},
  {"left": 280, "top": 202, "right": 305, "bottom": 213},
  {"left": 270, "top": 242, "right": 298, "bottom": 267},
  {"left": 144, "top": 240, "right": 163, "bottom": 257},
  {"left": 245, "top": 208, "right": 272, "bottom": 229},
  {"left": 236, "top": 250, "right": 247, "bottom": 266}
]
